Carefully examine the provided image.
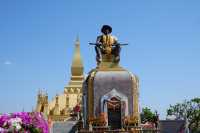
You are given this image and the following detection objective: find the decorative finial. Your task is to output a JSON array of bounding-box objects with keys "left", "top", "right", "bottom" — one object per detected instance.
[
  {"left": 45, "top": 90, "right": 48, "bottom": 96},
  {"left": 75, "top": 35, "right": 80, "bottom": 46},
  {"left": 56, "top": 93, "right": 58, "bottom": 97},
  {"left": 55, "top": 94, "right": 59, "bottom": 104}
]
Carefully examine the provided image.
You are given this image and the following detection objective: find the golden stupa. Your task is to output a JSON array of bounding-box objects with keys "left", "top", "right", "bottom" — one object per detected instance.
[{"left": 35, "top": 38, "right": 84, "bottom": 121}]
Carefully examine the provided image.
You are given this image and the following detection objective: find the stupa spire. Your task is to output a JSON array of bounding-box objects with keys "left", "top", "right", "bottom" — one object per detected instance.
[{"left": 71, "top": 37, "right": 83, "bottom": 76}]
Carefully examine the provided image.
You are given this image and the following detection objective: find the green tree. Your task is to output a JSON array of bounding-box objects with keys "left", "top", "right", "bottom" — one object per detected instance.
[
  {"left": 140, "top": 107, "right": 157, "bottom": 124},
  {"left": 167, "top": 97, "right": 200, "bottom": 132}
]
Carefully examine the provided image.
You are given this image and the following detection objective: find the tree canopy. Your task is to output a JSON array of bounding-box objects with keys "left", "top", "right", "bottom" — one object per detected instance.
[
  {"left": 167, "top": 97, "right": 200, "bottom": 132},
  {"left": 140, "top": 107, "right": 158, "bottom": 124}
]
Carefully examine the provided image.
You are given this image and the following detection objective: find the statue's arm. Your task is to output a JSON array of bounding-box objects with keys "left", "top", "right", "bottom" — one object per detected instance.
[{"left": 96, "top": 35, "right": 102, "bottom": 44}]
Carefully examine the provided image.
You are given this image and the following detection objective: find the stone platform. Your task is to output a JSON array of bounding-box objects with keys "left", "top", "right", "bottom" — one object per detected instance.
[{"left": 52, "top": 120, "right": 78, "bottom": 133}]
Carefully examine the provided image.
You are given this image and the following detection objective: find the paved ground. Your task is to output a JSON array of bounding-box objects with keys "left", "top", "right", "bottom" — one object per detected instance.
[{"left": 52, "top": 120, "right": 78, "bottom": 133}]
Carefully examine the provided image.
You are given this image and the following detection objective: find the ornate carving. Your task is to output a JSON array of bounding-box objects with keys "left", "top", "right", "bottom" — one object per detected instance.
[
  {"left": 130, "top": 73, "right": 140, "bottom": 125},
  {"left": 88, "top": 70, "right": 97, "bottom": 120}
]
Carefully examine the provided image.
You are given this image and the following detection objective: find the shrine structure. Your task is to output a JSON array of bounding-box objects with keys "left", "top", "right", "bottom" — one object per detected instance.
[{"left": 82, "top": 25, "right": 141, "bottom": 131}]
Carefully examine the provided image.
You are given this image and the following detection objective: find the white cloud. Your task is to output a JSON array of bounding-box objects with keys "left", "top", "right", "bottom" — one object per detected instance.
[{"left": 4, "top": 60, "right": 12, "bottom": 65}]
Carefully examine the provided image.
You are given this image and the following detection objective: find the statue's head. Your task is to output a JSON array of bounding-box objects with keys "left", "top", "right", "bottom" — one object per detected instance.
[{"left": 101, "top": 25, "right": 112, "bottom": 35}]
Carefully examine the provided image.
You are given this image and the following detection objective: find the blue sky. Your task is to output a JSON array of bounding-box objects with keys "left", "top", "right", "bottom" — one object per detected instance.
[{"left": 0, "top": 0, "right": 200, "bottom": 119}]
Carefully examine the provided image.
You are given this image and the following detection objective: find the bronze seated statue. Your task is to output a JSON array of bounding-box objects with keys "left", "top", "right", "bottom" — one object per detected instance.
[
  {"left": 95, "top": 42, "right": 121, "bottom": 63},
  {"left": 90, "top": 25, "right": 124, "bottom": 64}
]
